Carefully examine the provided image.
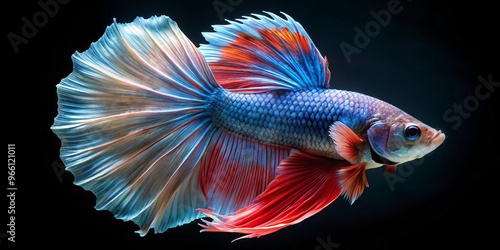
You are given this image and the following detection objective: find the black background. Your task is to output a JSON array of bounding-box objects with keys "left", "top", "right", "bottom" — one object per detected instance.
[{"left": 4, "top": 0, "right": 499, "bottom": 249}]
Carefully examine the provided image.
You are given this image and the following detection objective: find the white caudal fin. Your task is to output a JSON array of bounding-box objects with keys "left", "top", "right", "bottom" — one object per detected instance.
[{"left": 51, "top": 15, "right": 220, "bottom": 235}]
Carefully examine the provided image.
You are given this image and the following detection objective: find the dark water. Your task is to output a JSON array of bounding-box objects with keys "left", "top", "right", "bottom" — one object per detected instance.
[{"left": 5, "top": 0, "right": 498, "bottom": 249}]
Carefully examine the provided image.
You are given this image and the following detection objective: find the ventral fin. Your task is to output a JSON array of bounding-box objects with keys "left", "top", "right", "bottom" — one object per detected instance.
[
  {"left": 198, "top": 150, "right": 349, "bottom": 241},
  {"left": 199, "top": 11, "right": 330, "bottom": 93},
  {"left": 384, "top": 165, "right": 397, "bottom": 174},
  {"left": 329, "top": 121, "right": 363, "bottom": 164},
  {"left": 199, "top": 130, "right": 290, "bottom": 216},
  {"left": 337, "top": 163, "right": 368, "bottom": 204}
]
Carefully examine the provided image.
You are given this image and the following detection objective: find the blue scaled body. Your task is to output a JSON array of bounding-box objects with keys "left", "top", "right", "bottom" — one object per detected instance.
[{"left": 209, "top": 88, "right": 378, "bottom": 158}]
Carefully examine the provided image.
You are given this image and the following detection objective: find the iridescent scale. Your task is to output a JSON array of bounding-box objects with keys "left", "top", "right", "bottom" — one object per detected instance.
[{"left": 209, "top": 88, "right": 380, "bottom": 157}]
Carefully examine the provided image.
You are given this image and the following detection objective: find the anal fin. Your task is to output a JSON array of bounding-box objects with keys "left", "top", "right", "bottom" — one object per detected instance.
[
  {"left": 199, "top": 130, "right": 290, "bottom": 216},
  {"left": 198, "top": 150, "right": 350, "bottom": 241}
]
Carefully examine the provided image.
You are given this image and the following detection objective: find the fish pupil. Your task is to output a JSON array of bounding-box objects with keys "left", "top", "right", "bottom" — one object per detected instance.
[{"left": 404, "top": 125, "right": 421, "bottom": 141}]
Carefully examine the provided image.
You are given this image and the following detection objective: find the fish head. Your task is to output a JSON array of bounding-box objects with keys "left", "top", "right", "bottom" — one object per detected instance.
[{"left": 366, "top": 114, "right": 445, "bottom": 165}]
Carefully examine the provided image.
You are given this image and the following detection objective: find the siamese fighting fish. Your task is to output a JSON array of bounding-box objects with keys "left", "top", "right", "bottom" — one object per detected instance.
[{"left": 51, "top": 12, "right": 445, "bottom": 241}]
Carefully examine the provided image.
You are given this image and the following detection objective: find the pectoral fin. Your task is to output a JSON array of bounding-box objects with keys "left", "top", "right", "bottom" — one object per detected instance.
[{"left": 329, "top": 121, "right": 363, "bottom": 164}]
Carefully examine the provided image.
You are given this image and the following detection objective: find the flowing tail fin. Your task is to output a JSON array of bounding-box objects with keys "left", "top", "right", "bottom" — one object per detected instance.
[{"left": 51, "top": 15, "right": 220, "bottom": 235}]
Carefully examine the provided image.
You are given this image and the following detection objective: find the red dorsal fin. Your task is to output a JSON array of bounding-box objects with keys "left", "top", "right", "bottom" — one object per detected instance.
[
  {"left": 198, "top": 150, "right": 349, "bottom": 241},
  {"left": 199, "top": 12, "right": 330, "bottom": 93}
]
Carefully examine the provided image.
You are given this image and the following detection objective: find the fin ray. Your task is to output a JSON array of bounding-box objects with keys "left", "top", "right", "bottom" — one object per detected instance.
[
  {"left": 200, "top": 12, "right": 330, "bottom": 93},
  {"left": 51, "top": 15, "right": 220, "bottom": 235},
  {"left": 329, "top": 121, "right": 363, "bottom": 164},
  {"left": 200, "top": 130, "right": 290, "bottom": 216},
  {"left": 198, "top": 150, "right": 348, "bottom": 240},
  {"left": 337, "top": 163, "right": 368, "bottom": 204}
]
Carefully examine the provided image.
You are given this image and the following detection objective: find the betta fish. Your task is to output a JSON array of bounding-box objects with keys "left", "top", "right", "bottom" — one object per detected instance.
[{"left": 51, "top": 12, "right": 445, "bottom": 241}]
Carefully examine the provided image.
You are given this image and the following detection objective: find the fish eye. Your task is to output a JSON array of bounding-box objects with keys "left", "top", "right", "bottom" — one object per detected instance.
[{"left": 404, "top": 125, "right": 421, "bottom": 141}]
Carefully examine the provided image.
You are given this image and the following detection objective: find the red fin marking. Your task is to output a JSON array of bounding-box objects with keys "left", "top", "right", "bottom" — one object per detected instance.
[
  {"left": 337, "top": 163, "right": 368, "bottom": 204},
  {"left": 259, "top": 27, "right": 311, "bottom": 55},
  {"left": 211, "top": 28, "right": 312, "bottom": 92},
  {"left": 200, "top": 13, "right": 330, "bottom": 92},
  {"left": 384, "top": 165, "right": 397, "bottom": 174},
  {"left": 199, "top": 130, "right": 290, "bottom": 215},
  {"left": 329, "top": 122, "right": 363, "bottom": 163},
  {"left": 198, "top": 151, "right": 349, "bottom": 241}
]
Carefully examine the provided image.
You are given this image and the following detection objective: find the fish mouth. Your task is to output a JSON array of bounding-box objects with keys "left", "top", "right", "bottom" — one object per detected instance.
[{"left": 428, "top": 130, "right": 445, "bottom": 146}]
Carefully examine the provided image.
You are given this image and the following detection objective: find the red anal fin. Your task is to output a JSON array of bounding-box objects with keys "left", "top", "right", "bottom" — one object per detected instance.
[
  {"left": 329, "top": 122, "right": 363, "bottom": 163},
  {"left": 384, "top": 165, "right": 397, "bottom": 174},
  {"left": 337, "top": 163, "right": 368, "bottom": 204},
  {"left": 199, "top": 130, "right": 290, "bottom": 216},
  {"left": 198, "top": 150, "right": 350, "bottom": 241}
]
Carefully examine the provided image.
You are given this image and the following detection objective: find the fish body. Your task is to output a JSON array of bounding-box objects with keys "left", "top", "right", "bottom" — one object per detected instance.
[
  {"left": 210, "top": 88, "right": 378, "bottom": 159},
  {"left": 51, "top": 12, "right": 445, "bottom": 241}
]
